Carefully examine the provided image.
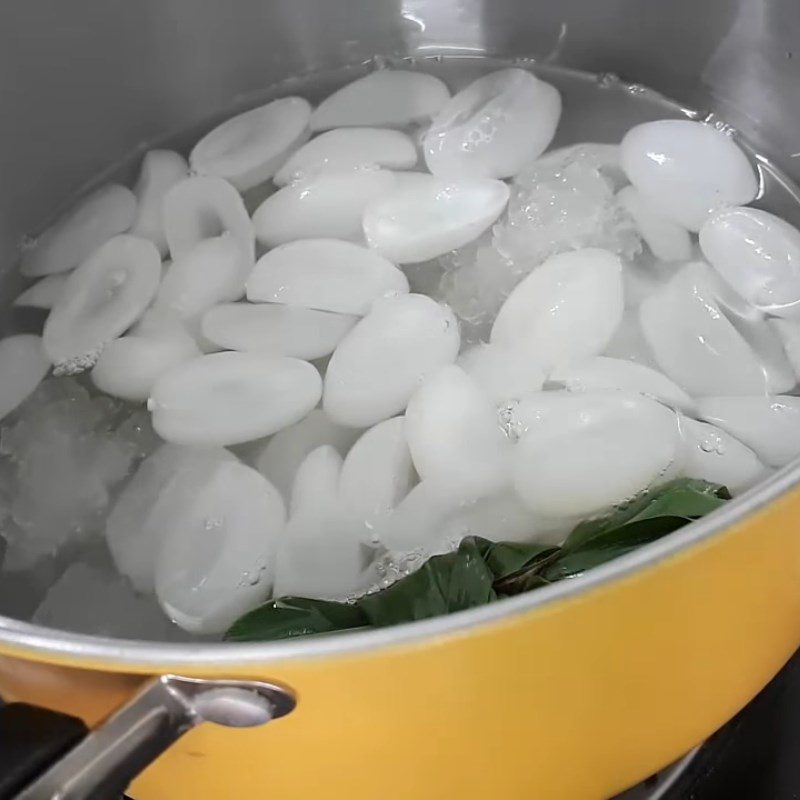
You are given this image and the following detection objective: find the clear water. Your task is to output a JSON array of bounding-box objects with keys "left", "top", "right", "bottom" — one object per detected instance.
[{"left": 2, "top": 54, "right": 800, "bottom": 641}]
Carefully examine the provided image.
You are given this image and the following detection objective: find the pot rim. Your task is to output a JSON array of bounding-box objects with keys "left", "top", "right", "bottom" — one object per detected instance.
[{"left": 1, "top": 459, "right": 796, "bottom": 671}]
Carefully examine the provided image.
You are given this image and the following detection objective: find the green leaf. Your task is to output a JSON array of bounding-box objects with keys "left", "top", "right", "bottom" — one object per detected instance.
[
  {"left": 225, "top": 480, "right": 732, "bottom": 641},
  {"left": 497, "top": 480, "right": 730, "bottom": 592},
  {"left": 563, "top": 479, "right": 730, "bottom": 552},
  {"left": 359, "top": 537, "right": 497, "bottom": 627},
  {"left": 225, "top": 596, "right": 368, "bottom": 642},
  {"left": 472, "top": 537, "right": 559, "bottom": 581}
]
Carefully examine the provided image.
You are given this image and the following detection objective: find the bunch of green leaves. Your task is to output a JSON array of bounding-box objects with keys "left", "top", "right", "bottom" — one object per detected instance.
[{"left": 226, "top": 479, "right": 730, "bottom": 643}]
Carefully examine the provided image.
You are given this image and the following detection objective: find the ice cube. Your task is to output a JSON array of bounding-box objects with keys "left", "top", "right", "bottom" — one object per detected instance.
[
  {"left": 679, "top": 417, "right": 766, "bottom": 495},
  {"left": 131, "top": 150, "right": 189, "bottom": 256},
  {"left": 772, "top": 318, "right": 800, "bottom": 380},
  {"left": 617, "top": 185, "right": 692, "bottom": 262},
  {"left": 603, "top": 308, "right": 658, "bottom": 367},
  {"left": 640, "top": 262, "right": 770, "bottom": 396},
  {"left": 338, "top": 416, "right": 416, "bottom": 528},
  {"left": 620, "top": 120, "right": 758, "bottom": 231},
  {"left": 550, "top": 356, "right": 694, "bottom": 411},
  {"left": 310, "top": 70, "right": 450, "bottom": 131},
  {"left": 190, "top": 97, "right": 311, "bottom": 191},
  {"left": 491, "top": 248, "right": 624, "bottom": 369},
  {"left": 105, "top": 444, "right": 235, "bottom": 593},
  {"left": 510, "top": 391, "right": 682, "bottom": 518},
  {"left": 154, "top": 235, "right": 246, "bottom": 321},
  {"left": 163, "top": 176, "right": 255, "bottom": 283},
  {"left": 323, "top": 293, "right": 460, "bottom": 427},
  {"left": 405, "top": 365, "right": 510, "bottom": 493},
  {"left": 202, "top": 303, "right": 357, "bottom": 360},
  {"left": 439, "top": 490, "right": 577, "bottom": 546},
  {"left": 699, "top": 206, "right": 800, "bottom": 319},
  {"left": 246, "top": 238, "right": 408, "bottom": 315},
  {"left": 252, "top": 169, "right": 396, "bottom": 247},
  {"left": 275, "top": 127, "right": 417, "bottom": 186},
  {"left": 696, "top": 395, "right": 800, "bottom": 467},
  {"left": 423, "top": 68, "right": 561, "bottom": 179},
  {"left": 149, "top": 352, "right": 322, "bottom": 446},
  {"left": 154, "top": 459, "right": 286, "bottom": 634},
  {"left": 43, "top": 236, "right": 162, "bottom": 373},
  {"left": 91, "top": 333, "right": 200, "bottom": 403},
  {"left": 20, "top": 184, "right": 137, "bottom": 277},
  {"left": 273, "top": 447, "right": 367, "bottom": 600},
  {"left": 362, "top": 174, "right": 509, "bottom": 264},
  {"left": 288, "top": 445, "right": 343, "bottom": 519},
  {"left": 33, "top": 562, "right": 184, "bottom": 640},
  {"left": 253, "top": 408, "right": 361, "bottom": 501},
  {"left": 457, "top": 343, "right": 545, "bottom": 405}
]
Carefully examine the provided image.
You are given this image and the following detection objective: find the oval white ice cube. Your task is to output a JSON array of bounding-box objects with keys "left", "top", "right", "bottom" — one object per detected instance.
[
  {"left": 288, "top": 444, "right": 343, "bottom": 519},
  {"left": 457, "top": 344, "right": 545, "bottom": 405},
  {"left": 699, "top": 206, "right": 800, "bottom": 319},
  {"left": 405, "top": 365, "right": 510, "bottom": 493},
  {"left": 310, "top": 70, "right": 450, "bottom": 131},
  {"left": 155, "top": 459, "right": 286, "bottom": 634},
  {"left": 149, "top": 351, "right": 322, "bottom": 446},
  {"left": 246, "top": 238, "right": 408, "bottom": 315},
  {"left": 338, "top": 416, "right": 415, "bottom": 526},
  {"left": 0, "top": 335, "right": 50, "bottom": 421},
  {"left": 424, "top": 68, "right": 561, "bottom": 180},
  {"left": 362, "top": 175, "right": 509, "bottom": 263},
  {"left": 43, "top": 235, "right": 162, "bottom": 373},
  {"left": 272, "top": 511, "right": 366, "bottom": 601},
  {"left": 704, "top": 268, "right": 795, "bottom": 394},
  {"left": 14, "top": 274, "right": 68, "bottom": 310},
  {"left": 772, "top": 318, "right": 800, "bottom": 380},
  {"left": 131, "top": 150, "right": 189, "bottom": 256},
  {"left": 679, "top": 417, "right": 765, "bottom": 495},
  {"left": 191, "top": 97, "right": 311, "bottom": 191},
  {"left": 639, "top": 262, "right": 770, "bottom": 396},
  {"left": 491, "top": 248, "right": 624, "bottom": 369},
  {"left": 21, "top": 184, "right": 137, "bottom": 277},
  {"left": 253, "top": 169, "right": 396, "bottom": 247},
  {"left": 91, "top": 332, "right": 201, "bottom": 402},
  {"left": 324, "top": 293, "right": 460, "bottom": 427},
  {"left": 696, "top": 395, "right": 800, "bottom": 467},
  {"left": 105, "top": 444, "right": 235, "bottom": 593},
  {"left": 274, "top": 127, "right": 417, "bottom": 186},
  {"left": 512, "top": 391, "right": 682, "bottom": 517},
  {"left": 253, "top": 408, "right": 361, "bottom": 500},
  {"left": 155, "top": 234, "right": 246, "bottom": 321},
  {"left": 439, "top": 490, "right": 576, "bottom": 546},
  {"left": 550, "top": 356, "right": 694, "bottom": 411},
  {"left": 163, "top": 176, "right": 255, "bottom": 281},
  {"left": 617, "top": 185, "right": 692, "bottom": 262},
  {"left": 620, "top": 120, "right": 757, "bottom": 231},
  {"left": 274, "top": 445, "right": 366, "bottom": 600},
  {"left": 202, "top": 302, "right": 357, "bottom": 360}
]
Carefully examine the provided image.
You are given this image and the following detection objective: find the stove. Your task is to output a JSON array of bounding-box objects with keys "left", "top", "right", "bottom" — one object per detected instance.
[{"left": 618, "top": 647, "right": 800, "bottom": 800}]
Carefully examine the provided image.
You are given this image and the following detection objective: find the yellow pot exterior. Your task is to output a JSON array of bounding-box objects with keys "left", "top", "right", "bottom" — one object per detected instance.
[{"left": 1, "top": 488, "right": 800, "bottom": 800}]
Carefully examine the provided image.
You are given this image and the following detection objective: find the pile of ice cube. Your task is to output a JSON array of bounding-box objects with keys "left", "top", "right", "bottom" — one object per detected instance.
[{"left": 3, "top": 66, "right": 800, "bottom": 638}]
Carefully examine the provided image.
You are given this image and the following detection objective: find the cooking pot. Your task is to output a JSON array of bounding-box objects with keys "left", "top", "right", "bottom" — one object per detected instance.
[{"left": 2, "top": 0, "right": 800, "bottom": 797}]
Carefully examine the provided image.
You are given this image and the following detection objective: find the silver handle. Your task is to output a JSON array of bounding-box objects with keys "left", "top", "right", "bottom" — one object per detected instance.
[{"left": 16, "top": 675, "right": 295, "bottom": 800}]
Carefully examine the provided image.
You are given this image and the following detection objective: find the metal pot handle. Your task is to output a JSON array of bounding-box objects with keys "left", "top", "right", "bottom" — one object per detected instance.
[{"left": 6, "top": 675, "right": 295, "bottom": 800}]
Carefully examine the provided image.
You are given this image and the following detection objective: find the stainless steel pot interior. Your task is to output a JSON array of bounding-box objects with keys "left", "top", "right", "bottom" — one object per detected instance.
[{"left": 1, "top": 0, "right": 800, "bottom": 665}]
